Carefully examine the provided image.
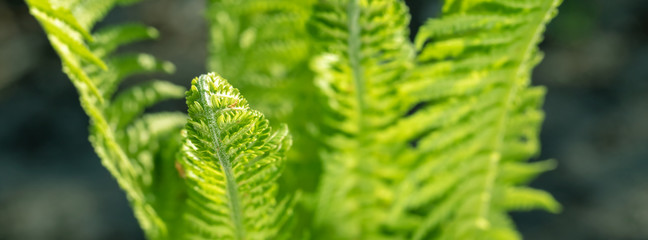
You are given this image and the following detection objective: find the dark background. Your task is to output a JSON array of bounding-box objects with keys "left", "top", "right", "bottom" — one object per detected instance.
[{"left": 1, "top": 0, "right": 647, "bottom": 239}]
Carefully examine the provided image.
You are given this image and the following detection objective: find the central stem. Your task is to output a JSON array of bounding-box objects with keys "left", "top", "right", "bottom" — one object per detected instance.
[
  {"left": 347, "top": 0, "right": 365, "bottom": 134},
  {"left": 199, "top": 77, "right": 245, "bottom": 240}
]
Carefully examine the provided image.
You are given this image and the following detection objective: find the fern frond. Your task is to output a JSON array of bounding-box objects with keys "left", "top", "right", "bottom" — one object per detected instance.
[
  {"left": 26, "top": 0, "right": 186, "bottom": 238},
  {"left": 179, "top": 73, "right": 293, "bottom": 240},
  {"left": 383, "top": 0, "right": 562, "bottom": 239},
  {"left": 309, "top": 0, "right": 415, "bottom": 238},
  {"left": 206, "top": 1, "right": 323, "bottom": 235},
  {"left": 307, "top": 0, "right": 561, "bottom": 238}
]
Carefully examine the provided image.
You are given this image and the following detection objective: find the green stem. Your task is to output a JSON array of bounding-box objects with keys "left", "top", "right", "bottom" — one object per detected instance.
[
  {"left": 478, "top": 0, "right": 561, "bottom": 226},
  {"left": 347, "top": 0, "right": 366, "bottom": 132},
  {"left": 197, "top": 77, "right": 246, "bottom": 240}
]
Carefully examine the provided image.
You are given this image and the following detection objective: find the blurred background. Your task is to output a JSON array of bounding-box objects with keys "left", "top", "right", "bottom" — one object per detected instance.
[{"left": 0, "top": 0, "right": 646, "bottom": 239}]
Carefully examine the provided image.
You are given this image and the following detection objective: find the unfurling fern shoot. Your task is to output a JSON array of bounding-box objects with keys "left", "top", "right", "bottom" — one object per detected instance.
[{"left": 179, "top": 73, "right": 294, "bottom": 240}]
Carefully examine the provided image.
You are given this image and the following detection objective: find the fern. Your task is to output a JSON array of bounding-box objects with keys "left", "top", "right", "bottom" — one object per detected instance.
[
  {"left": 179, "top": 73, "right": 293, "bottom": 239},
  {"left": 26, "top": 0, "right": 184, "bottom": 238},
  {"left": 390, "top": 1, "right": 563, "bottom": 239},
  {"left": 206, "top": 1, "right": 324, "bottom": 236},
  {"left": 206, "top": 0, "right": 323, "bottom": 197},
  {"left": 27, "top": 0, "right": 564, "bottom": 239},
  {"left": 308, "top": 0, "right": 415, "bottom": 238}
]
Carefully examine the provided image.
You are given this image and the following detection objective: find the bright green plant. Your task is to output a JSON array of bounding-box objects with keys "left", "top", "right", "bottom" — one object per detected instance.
[
  {"left": 180, "top": 73, "right": 294, "bottom": 239},
  {"left": 26, "top": 0, "right": 561, "bottom": 239}
]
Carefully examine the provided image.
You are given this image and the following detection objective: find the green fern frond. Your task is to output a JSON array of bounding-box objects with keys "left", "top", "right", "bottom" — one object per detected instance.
[
  {"left": 26, "top": 0, "right": 186, "bottom": 238},
  {"left": 309, "top": 0, "right": 415, "bottom": 238},
  {"left": 307, "top": 0, "right": 561, "bottom": 239},
  {"left": 179, "top": 73, "right": 293, "bottom": 240},
  {"left": 382, "top": 0, "right": 563, "bottom": 239},
  {"left": 206, "top": 1, "right": 323, "bottom": 234}
]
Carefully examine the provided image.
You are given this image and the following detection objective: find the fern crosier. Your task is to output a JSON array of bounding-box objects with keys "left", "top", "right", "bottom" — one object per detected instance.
[{"left": 178, "top": 73, "right": 294, "bottom": 240}]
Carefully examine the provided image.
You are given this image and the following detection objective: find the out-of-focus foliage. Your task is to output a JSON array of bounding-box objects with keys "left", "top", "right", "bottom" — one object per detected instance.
[
  {"left": 25, "top": 0, "right": 562, "bottom": 239},
  {"left": 25, "top": 0, "right": 185, "bottom": 238}
]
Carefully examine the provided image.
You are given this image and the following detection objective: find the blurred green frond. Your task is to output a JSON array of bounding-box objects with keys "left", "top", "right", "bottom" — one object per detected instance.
[
  {"left": 386, "top": 0, "right": 563, "bottom": 239},
  {"left": 308, "top": 0, "right": 415, "bottom": 238},
  {"left": 26, "top": 0, "right": 185, "bottom": 238},
  {"left": 307, "top": 0, "right": 562, "bottom": 239},
  {"left": 206, "top": 0, "right": 315, "bottom": 122}
]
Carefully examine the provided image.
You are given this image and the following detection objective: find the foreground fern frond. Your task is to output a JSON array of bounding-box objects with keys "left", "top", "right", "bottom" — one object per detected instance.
[
  {"left": 179, "top": 73, "right": 294, "bottom": 240},
  {"left": 26, "top": 0, "right": 185, "bottom": 238},
  {"left": 206, "top": 0, "right": 323, "bottom": 198}
]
